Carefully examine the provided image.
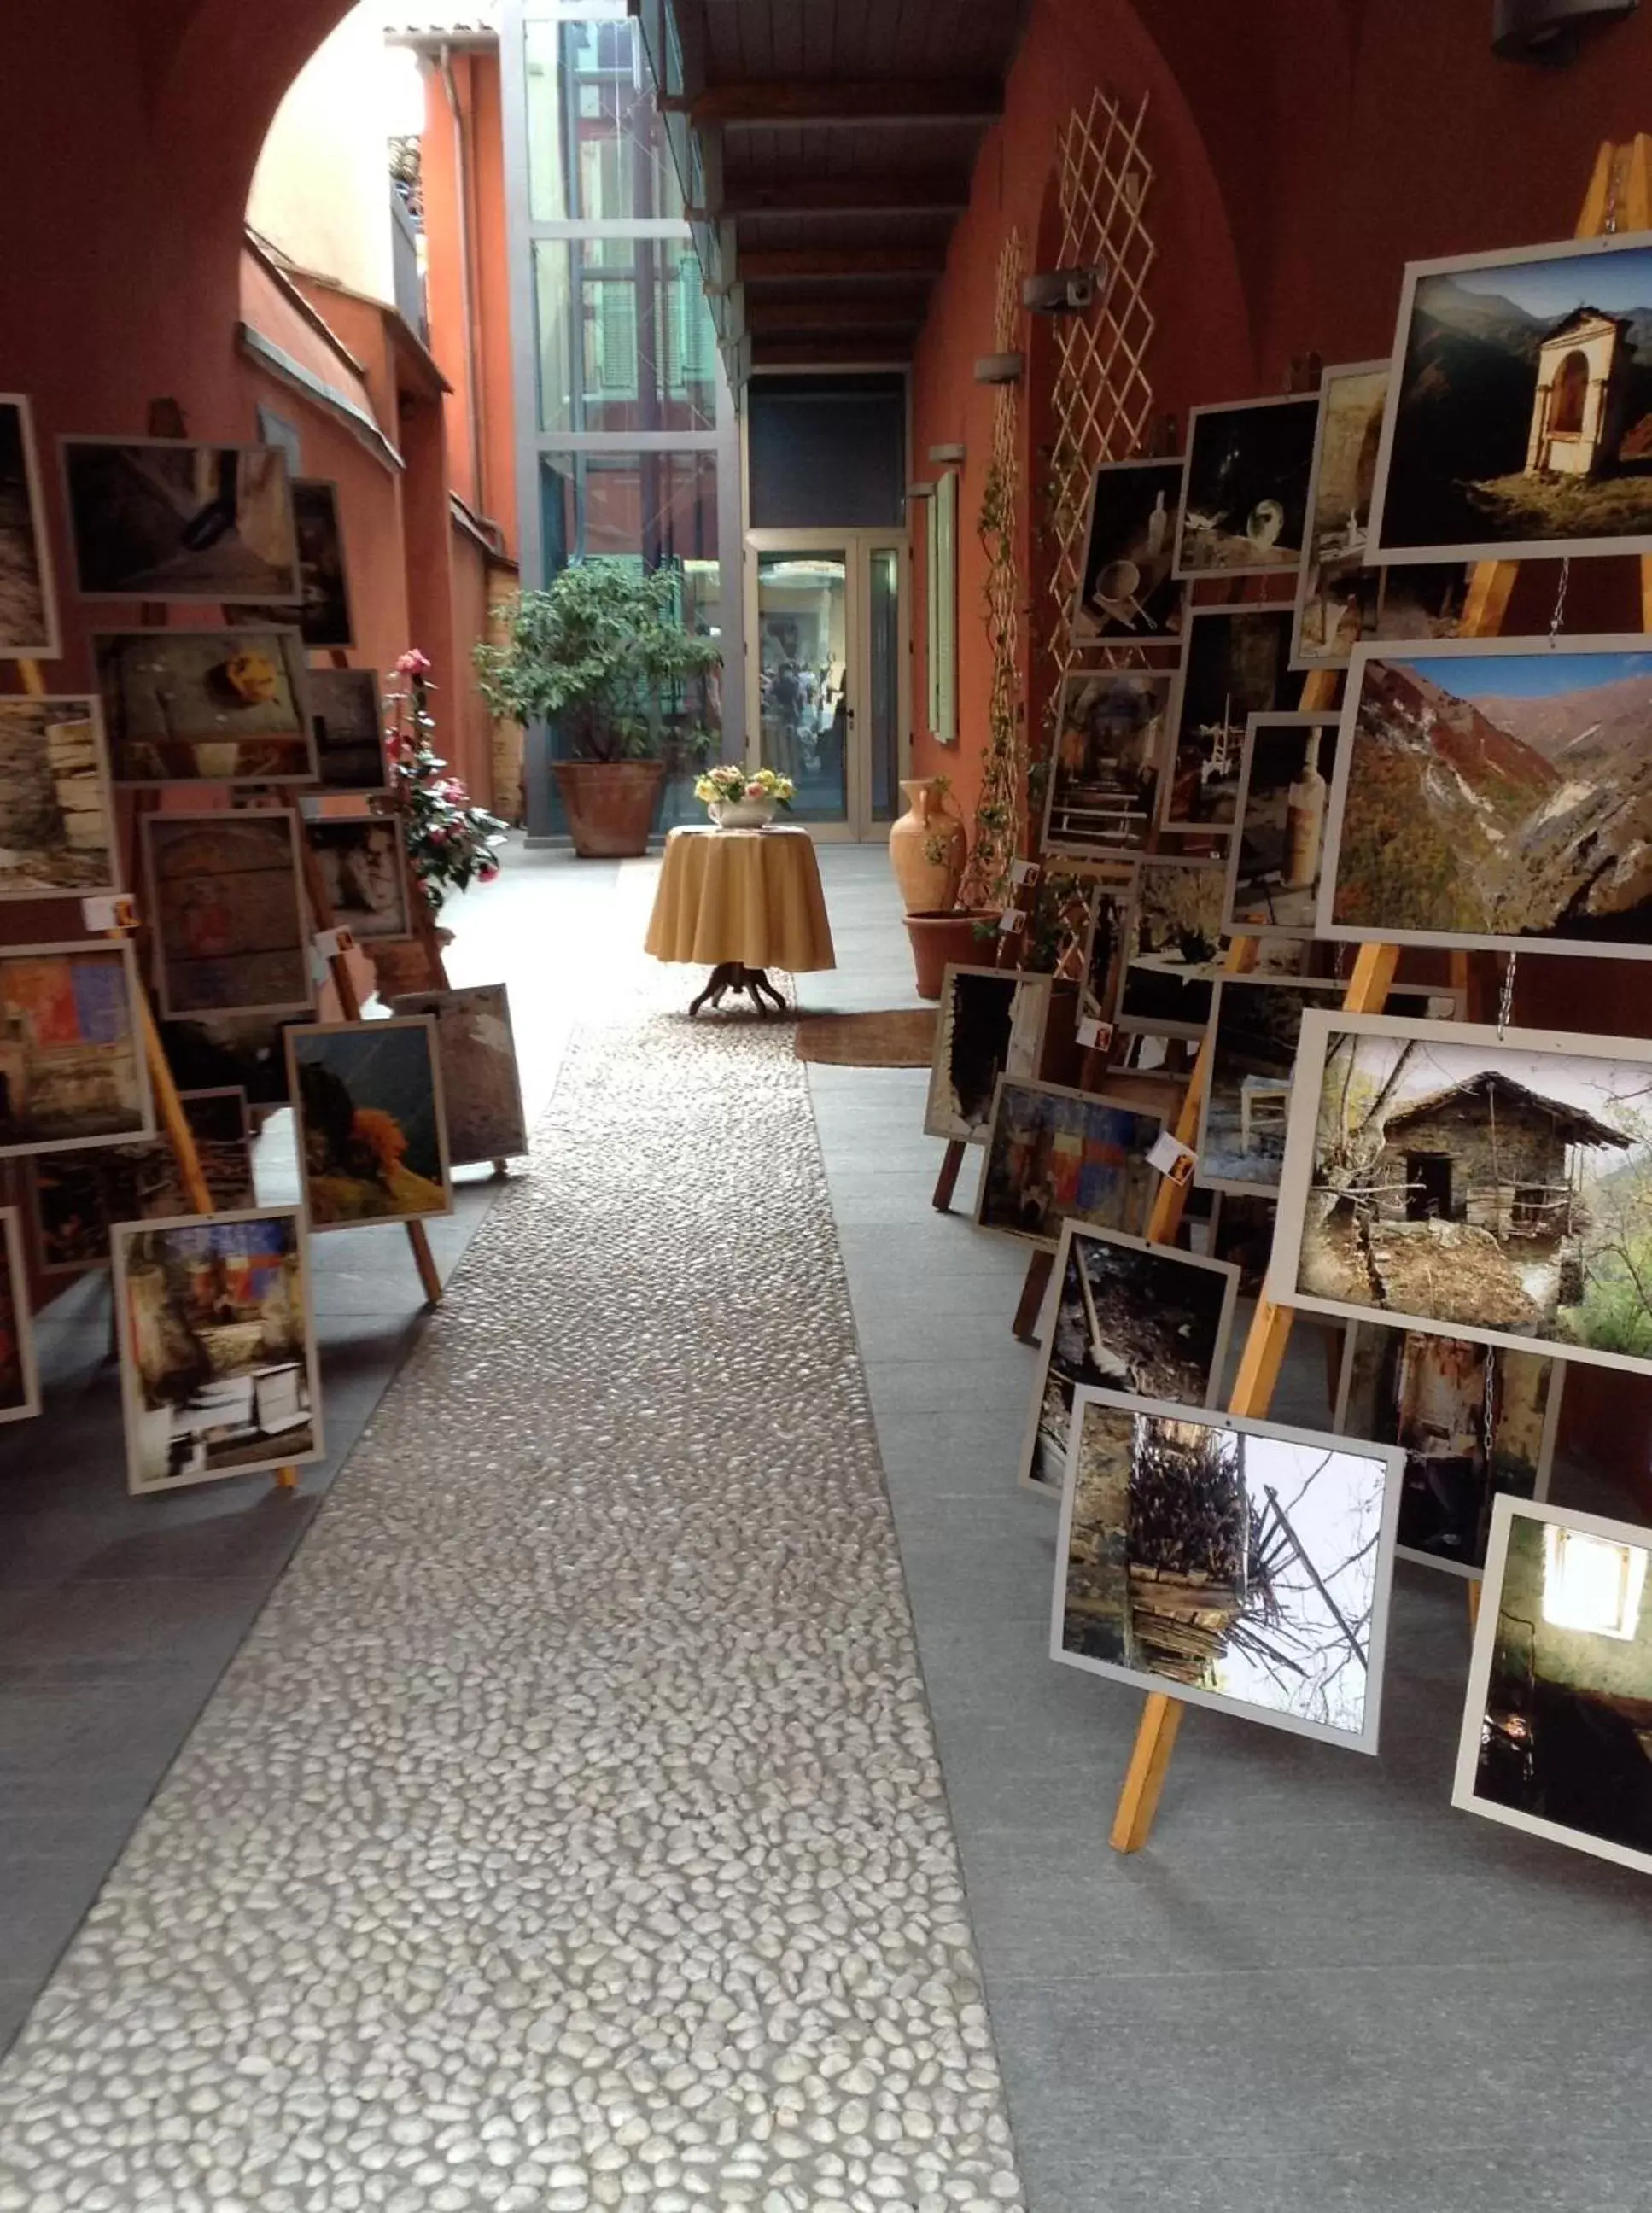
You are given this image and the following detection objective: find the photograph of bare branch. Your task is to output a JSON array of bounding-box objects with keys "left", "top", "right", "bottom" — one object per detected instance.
[
  {"left": 1019, "top": 1228, "right": 1239, "bottom": 1498},
  {"left": 1456, "top": 1497, "right": 1652, "bottom": 1878},
  {"left": 1052, "top": 1392, "right": 1402, "bottom": 1751},
  {"left": 1273, "top": 1012, "right": 1652, "bottom": 1378},
  {"left": 1334, "top": 1323, "right": 1561, "bottom": 1577}
]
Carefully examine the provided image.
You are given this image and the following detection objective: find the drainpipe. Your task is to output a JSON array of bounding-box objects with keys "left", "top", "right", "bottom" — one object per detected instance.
[{"left": 437, "top": 43, "right": 487, "bottom": 513}]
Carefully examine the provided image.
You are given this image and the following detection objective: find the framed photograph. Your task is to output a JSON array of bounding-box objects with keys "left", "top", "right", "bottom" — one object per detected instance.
[
  {"left": 1334, "top": 1323, "right": 1562, "bottom": 1577},
  {"left": 0, "top": 395, "right": 61, "bottom": 658},
  {"left": 1292, "top": 359, "right": 1468, "bottom": 669},
  {"left": 95, "top": 627, "right": 317, "bottom": 785},
  {"left": 1019, "top": 1224, "right": 1239, "bottom": 1498},
  {"left": 1052, "top": 1388, "right": 1404, "bottom": 1753},
  {"left": 31, "top": 1088, "right": 256, "bottom": 1276},
  {"left": 143, "top": 811, "right": 314, "bottom": 1021},
  {"left": 1114, "top": 857, "right": 1231, "bottom": 1040},
  {"left": 1042, "top": 669, "right": 1175, "bottom": 857},
  {"left": 385, "top": 982, "right": 528, "bottom": 1166},
  {"left": 306, "top": 667, "right": 388, "bottom": 797},
  {"left": 1223, "top": 712, "right": 1342, "bottom": 938},
  {"left": 61, "top": 438, "right": 299, "bottom": 604},
  {"left": 1319, "top": 637, "right": 1652, "bottom": 960},
  {"left": 923, "top": 964, "right": 1054, "bottom": 1145},
  {"left": 113, "top": 1206, "right": 322, "bottom": 1496},
  {"left": 1079, "top": 877, "right": 1134, "bottom": 1022},
  {"left": 0, "top": 940, "right": 153, "bottom": 1157},
  {"left": 0, "top": 1206, "right": 41, "bottom": 1424},
  {"left": 306, "top": 816, "right": 411, "bottom": 943},
  {"left": 1174, "top": 394, "right": 1319, "bottom": 579},
  {"left": 225, "top": 478, "right": 354, "bottom": 648},
  {"left": 1163, "top": 606, "right": 1305, "bottom": 832},
  {"left": 975, "top": 1077, "right": 1162, "bottom": 1249},
  {"left": 1370, "top": 231, "right": 1652, "bottom": 567},
  {"left": 1071, "top": 458, "right": 1187, "bottom": 646},
  {"left": 1270, "top": 1010, "right": 1652, "bottom": 1380},
  {"left": 287, "top": 1016, "right": 452, "bottom": 1231},
  {"left": 1455, "top": 1495, "right": 1652, "bottom": 1875},
  {"left": 1194, "top": 976, "right": 1462, "bottom": 1197},
  {"left": 0, "top": 695, "right": 119, "bottom": 901}
]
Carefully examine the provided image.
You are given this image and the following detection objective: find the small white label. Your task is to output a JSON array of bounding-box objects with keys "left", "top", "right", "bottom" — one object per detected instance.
[
  {"left": 82, "top": 894, "right": 137, "bottom": 931},
  {"left": 1076, "top": 1017, "right": 1113, "bottom": 1050},
  {"left": 1147, "top": 1130, "right": 1197, "bottom": 1185},
  {"left": 1009, "top": 858, "right": 1039, "bottom": 885},
  {"left": 998, "top": 908, "right": 1027, "bottom": 934}
]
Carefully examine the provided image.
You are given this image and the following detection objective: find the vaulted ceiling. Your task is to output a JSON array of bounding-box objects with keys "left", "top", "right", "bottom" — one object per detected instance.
[{"left": 638, "top": 0, "right": 1030, "bottom": 382}]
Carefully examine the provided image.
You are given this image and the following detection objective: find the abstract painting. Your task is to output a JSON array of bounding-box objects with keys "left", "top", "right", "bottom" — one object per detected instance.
[
  {"left": 0, "top": 941, "right": 152, "bottom": 1157},
  {"left": 976, "top": 1078, "right": 1160, "bottom": 1248}
]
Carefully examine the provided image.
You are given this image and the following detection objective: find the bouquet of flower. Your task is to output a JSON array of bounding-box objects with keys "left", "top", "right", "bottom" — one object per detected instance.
[
  {"left": 386, "top": 649, "right": 509, "bottom": 914},
  {"left": 692, "top": 763, "right": 797, "bottom": 807}
]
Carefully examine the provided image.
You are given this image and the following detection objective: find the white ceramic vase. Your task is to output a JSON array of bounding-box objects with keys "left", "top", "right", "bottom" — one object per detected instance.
[{"left": 709, "top": 797, "right": 776, "bottom": 829}]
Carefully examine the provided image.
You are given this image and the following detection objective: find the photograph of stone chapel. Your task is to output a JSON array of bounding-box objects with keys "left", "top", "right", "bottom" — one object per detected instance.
[{"left": 1373, "top": 237, "right": 1652, "bottom": 562}]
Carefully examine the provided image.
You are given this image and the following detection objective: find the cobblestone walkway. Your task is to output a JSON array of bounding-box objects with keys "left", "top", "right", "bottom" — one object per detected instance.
[{"left": 0, "top": 984, "right": 1024, "bottom": 2213}]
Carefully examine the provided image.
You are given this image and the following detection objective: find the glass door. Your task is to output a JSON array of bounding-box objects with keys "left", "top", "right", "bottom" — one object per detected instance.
[{"left": 744, "top": 531, "right": 908, "bottom": 839}]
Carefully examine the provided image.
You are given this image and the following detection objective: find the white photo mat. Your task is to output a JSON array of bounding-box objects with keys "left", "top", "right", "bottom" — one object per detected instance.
[
  {"left": 922, "top": 964, "right": 1054, "bottom": 1145},
  {"left": 284, "top": 1014, "right": 454, "bottom": 1233},
  {"left": 1173, "top": 394, "right": 1321, "bottom": 581},
  {"left": 973, "top": 1075, "right": 1164, "bottom": 1251},
  {"left": 59, "top": 435, "right": 301, "bottom": 605},
  {"left": 1220, "top": 709, "right": 1344, "bottom": 941}
]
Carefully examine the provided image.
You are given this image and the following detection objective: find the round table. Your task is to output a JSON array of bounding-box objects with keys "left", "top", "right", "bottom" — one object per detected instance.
[{"left": 644, "top": 824, "right": 837, "bottom": 1015}]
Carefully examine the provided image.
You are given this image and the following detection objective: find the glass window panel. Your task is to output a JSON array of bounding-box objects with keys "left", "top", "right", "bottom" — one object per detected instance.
[
  {"left": 867, "top": 548, "right": 902, "bottom": 825},
  {"left": 532, "top": 240, "right": 716, "bottom": 435},
  {"left": 756, "top": 552, "right": 849, "bottom": 826},
  {"left": 525, "top": 18, "right": 683, "bottom": 223},
  {"left": 537, "top": 453, "right": 723, "bottom": 832}
]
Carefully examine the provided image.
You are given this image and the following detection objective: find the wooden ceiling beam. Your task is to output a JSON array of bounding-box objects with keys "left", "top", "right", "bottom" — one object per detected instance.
[
  {"left": 746, "top": 296, "right": 927, "bottom": 334},
  {"left": 733, "top": 246, "right": 947, "bottom": 283},
  {"left": 689, "top": 172, "right": 970, "bottom": 219},
  {"left": 668, "top": 78, "right": 1003, "bottom": 128}
]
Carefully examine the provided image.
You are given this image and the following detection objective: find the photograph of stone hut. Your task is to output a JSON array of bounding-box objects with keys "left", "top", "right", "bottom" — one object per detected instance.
[
  {"left": 1456, "top": 1498, "right": 1652, "bottom": 1877},
  {"left": 1053, "top": 1394, "right": 1399, "bottom": 1749},
  {"left": 1373, "top": 237, "right": 1652, "bottom": 563},
  {"left": 1287, "top": 1016, "right": 1652, "bottom": 1374}
]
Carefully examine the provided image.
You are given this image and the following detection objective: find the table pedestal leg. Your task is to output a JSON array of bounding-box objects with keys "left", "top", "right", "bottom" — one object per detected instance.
[{"left": 688, "top": 963, "right": 789, "bottom": 1017}]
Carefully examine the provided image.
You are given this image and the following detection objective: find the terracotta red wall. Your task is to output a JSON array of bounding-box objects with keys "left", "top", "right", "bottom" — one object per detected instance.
[{"left": 911, "top": 0, "right": 1652, "bottom": 1490}]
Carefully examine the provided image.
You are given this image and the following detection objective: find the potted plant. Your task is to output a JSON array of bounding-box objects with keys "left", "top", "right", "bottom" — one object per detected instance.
[{"left": 475, "top": 563, "right": 721, "bottom": 858}]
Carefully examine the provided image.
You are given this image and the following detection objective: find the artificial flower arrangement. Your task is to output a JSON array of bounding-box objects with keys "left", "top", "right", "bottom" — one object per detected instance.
[{"left": 692, "top": 763, "right": 796, "bottom": 809}]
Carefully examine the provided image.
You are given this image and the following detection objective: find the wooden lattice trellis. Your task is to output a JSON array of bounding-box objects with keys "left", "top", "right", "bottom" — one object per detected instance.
[
  {"left": 960, "top": 228, "right": 1028, "bottom": 911},
  {"left": 1038, "top": 88, "right": 1159, "bottom": 736}
]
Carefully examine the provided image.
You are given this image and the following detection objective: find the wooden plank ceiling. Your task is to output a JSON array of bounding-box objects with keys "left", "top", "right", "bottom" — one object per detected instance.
[{"left": 653, "top": 0, "right": 1028, "bottom": 376}]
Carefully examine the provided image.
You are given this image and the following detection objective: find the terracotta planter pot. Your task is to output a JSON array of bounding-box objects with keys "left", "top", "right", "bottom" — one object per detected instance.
[
  {"left": 888, "top": 778, "right": 966, "bottom": 914},
  {"left": 552, "top": 758, "right": 665, "bottom": 858},
  {"left": 903, "top": 909, "right": 999, "bottom": 1001}
]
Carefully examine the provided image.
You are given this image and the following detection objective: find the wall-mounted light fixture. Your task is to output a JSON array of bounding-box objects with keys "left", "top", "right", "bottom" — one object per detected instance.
[
  {"left": 972, "top": 354, "right": 1024, "bottom": 385},
  {"left": 1022, "top": 265, "right": 1108, "bottom": 313},
  {"left": 1492, "top": 0, "right": 1635, "bottom": 60}
]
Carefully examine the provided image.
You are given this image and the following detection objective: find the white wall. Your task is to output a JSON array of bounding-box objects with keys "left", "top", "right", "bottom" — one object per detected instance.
[{"left": 246, "top": 3, "right": 425, "bottom": 304}]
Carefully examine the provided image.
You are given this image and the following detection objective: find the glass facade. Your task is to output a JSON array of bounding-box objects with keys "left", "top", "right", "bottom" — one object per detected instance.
[{"left": 505, "top": 0, "right": 739, "bottom": 838}]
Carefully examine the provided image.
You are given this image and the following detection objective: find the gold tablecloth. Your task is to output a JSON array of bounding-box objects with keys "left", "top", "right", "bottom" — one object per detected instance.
[{"left": 644, "top": 826, "right": 837, "bottom": 973}]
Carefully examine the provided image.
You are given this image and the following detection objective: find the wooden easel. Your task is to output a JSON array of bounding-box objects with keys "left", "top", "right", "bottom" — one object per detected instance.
[{"left": 1107, "top": 138, "right": 1652, "bottom": 1852}]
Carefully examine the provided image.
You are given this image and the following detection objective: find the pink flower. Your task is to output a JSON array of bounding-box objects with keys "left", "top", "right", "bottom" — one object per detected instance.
[
  {"left": 396, "top": 648, "right": 431, "bottom": 676},
  {"left": 478, "top": 863, "right": 499, "bottom": 884},
  {"left": 745, "top": 781, "right": 767, "bottom": 800}
]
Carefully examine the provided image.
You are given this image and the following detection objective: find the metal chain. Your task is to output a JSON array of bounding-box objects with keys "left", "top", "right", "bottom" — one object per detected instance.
[
  {"left": 1497, "top": 951, "right": 1518, "bottom": 1039},
  {"left": 1549, "top": 554, "right": 1571, "bottom": 645}
]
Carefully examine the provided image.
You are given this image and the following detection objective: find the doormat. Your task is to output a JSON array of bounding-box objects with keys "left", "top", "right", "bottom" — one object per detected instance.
[{"left": 793, "top": 1010, "right": 937, "bottom": 1067}]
